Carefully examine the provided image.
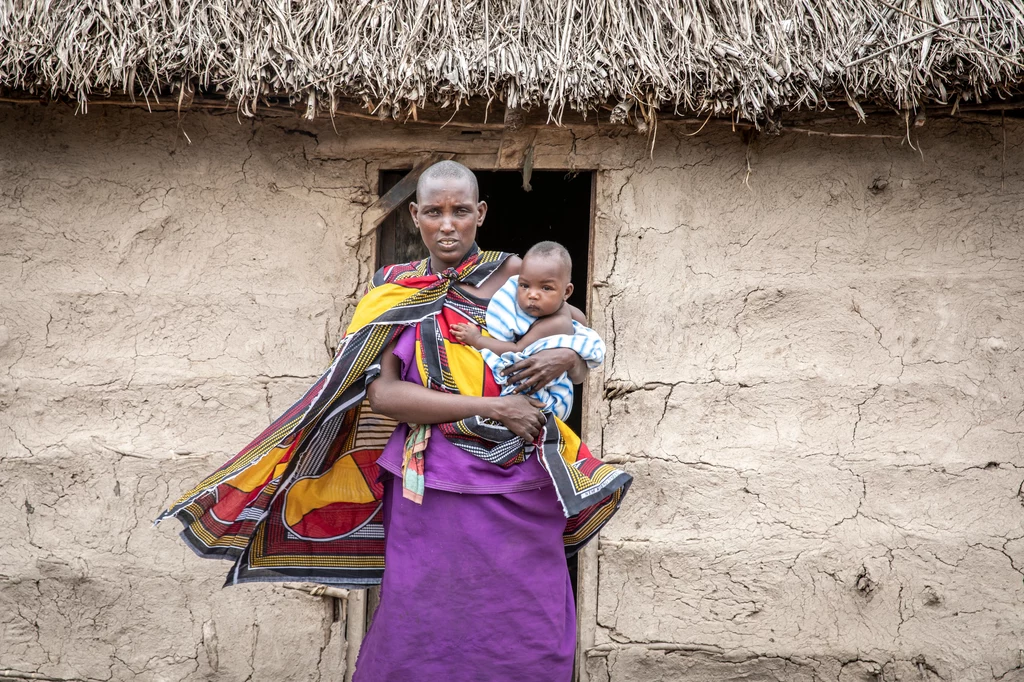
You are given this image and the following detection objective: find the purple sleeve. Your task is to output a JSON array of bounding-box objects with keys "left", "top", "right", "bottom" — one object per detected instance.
[{"left": 392, "top": 326, "right": 420, "bottom": 384}]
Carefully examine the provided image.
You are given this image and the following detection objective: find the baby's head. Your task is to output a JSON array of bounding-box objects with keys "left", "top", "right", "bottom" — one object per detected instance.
[{"left": 517, "top": 241, "right": 574, "bottom": 317}]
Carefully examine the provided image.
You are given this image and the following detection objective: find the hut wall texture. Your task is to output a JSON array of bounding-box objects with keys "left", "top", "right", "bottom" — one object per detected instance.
[{"left": 1, "top": 104, "right": 1022, "bottom": 682}]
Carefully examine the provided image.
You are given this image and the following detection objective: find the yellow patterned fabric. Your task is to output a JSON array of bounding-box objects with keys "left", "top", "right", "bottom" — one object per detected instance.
[{"left": 155, "top": 247, "right": 630, "bottom": 587}]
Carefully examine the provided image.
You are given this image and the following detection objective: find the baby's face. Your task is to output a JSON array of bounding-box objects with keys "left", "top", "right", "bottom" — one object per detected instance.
[{"left": 517, "top": 254, "right": 572, "bottom": 317}]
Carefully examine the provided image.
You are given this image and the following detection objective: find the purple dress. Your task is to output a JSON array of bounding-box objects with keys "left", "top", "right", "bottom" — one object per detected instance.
[{"left": 353, "top": 327, "right": 576, "bottom": 682}]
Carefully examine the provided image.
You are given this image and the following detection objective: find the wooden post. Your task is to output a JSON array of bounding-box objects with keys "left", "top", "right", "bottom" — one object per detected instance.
[
  {"left": 344, "top": 590, "right": 367, "bottom": 682},
  {"left": 496, "top": 106, "right": 538, "bottom": 172},
  {"left": 576, "top": 172, "right": 602, "bottom": 682},
  {"left": 575, "top": 542, "right": 601, "bottom": 681}
]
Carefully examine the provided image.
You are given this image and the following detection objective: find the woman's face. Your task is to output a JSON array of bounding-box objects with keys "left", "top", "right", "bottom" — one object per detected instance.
[{"left": 409, "top": 176, "right": 487, "bottom": 269}]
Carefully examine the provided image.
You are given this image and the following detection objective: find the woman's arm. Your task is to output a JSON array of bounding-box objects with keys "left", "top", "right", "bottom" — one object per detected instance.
[
  {"left": 502, "top": 347, "right": 589, "bottom": 392},
  {"left": 367, "top": 341, "right": 548, "bottom": 441},
  {"left": 511, "top": 312, "right": 576, "bottom": 349},
  {"left": 367, "top": 342, "right": 492, "bottom": 424}
]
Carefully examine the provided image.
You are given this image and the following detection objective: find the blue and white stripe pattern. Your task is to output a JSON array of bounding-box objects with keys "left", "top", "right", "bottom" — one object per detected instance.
[{"left": 480, "top": 275, "right": 605, "bottom": 420}]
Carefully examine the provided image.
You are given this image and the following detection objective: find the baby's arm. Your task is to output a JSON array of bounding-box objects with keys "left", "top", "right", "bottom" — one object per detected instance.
[
  {"left": 514, "top": 308, "right": 575, "bottom": 349},
  {"left": 567, "top": 303, "right": 587, "bottom": 325},
  {"left": 451, "top": 308, "right": 575, "bottom": 354},
  {"left": 450, "top": 323, "right": 519, "bottom": 354}
]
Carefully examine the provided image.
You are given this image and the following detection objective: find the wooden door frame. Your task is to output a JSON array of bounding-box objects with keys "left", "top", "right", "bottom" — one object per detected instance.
[{"left": 574, "top": 171, "right": 601, "bottom": 682}]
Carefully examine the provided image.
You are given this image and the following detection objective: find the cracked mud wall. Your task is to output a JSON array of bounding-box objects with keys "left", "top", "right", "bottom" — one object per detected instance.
[
  {"left": 1, "top": 104, "right": 1023, "bottom": 681},
  {"left": 0, "top": 106, "right": 362, "bottom": 682},
  {"left": 583, "top": 123, "right": 1024, "bottom": 681}
]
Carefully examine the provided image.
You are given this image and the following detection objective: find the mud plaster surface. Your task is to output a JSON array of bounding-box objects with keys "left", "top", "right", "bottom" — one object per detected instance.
[{"left": 1, "top": 105, "right": 1022, "bottom": 682}]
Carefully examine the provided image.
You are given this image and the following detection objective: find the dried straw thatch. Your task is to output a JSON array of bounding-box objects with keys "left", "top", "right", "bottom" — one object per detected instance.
[{"left": 2, "top": 0, "right": 1024, "bottom": 121}]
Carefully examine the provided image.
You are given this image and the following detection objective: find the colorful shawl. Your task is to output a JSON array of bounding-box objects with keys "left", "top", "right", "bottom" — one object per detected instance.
[{"left": 156, "top": 247, "right": 631, "bottom": 587}]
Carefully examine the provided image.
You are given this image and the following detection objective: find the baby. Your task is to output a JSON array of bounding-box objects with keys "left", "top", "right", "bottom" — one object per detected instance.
[{"left": 451, "top": 241, "right": 602, "bottom": 420}]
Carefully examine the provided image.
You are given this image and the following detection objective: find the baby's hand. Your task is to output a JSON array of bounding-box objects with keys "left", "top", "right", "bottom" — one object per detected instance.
[{"left": 450, "top": 322, "right": 483, "bottom": 346}]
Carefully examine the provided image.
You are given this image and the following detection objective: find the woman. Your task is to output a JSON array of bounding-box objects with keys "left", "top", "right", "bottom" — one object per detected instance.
[{"left": 156, "top": 161, "right": 629, "bottom": 681}]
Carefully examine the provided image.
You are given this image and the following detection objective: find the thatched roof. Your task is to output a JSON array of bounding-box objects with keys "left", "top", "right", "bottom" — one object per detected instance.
[{"left": 2, "top": 0, "right": 1024, "bottom": 122}]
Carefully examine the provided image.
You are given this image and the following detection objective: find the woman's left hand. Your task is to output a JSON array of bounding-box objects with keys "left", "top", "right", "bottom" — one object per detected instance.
[{"left": 501, "top": 347, "right": 585, "bottom": 393}]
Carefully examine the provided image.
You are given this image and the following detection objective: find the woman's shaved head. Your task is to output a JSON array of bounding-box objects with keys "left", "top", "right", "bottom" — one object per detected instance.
[
  {"left": 416, "top": 160, "right": 479, "bottom": 202},
  {"left": 409, "top": 160, "right": 487, "bottom": 271}
]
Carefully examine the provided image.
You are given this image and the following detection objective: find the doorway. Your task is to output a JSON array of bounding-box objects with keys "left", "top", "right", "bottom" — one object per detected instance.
[
  {"left": 374, "top": 168, "right": 595, "bottom": 596},
  {"left": 375, "top": 168, "right": 594, "bottom": 433}
]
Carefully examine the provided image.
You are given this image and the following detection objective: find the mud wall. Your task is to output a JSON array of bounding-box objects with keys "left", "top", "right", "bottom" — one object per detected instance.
[
  {"left": 0, "top": 105, "right": 366, "bottom": 682},
  {"left": 585, "top": 122, "right": 1024, "bottom": 681},
  {"left": 1, "top": 104, "right": 1021, "bottom": 682}
]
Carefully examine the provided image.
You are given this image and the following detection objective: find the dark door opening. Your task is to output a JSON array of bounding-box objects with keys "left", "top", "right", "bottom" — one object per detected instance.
[{"left": 375, "top": 168, "right": 594, "bottom": 598}]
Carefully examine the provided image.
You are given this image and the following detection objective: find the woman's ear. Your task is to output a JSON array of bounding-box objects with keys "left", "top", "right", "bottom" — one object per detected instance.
[
  {"left": 408, "top": 202, "right": 419, "bottom": 227},
  {"left": 476, "top": 200, "right": 488, "bottom": 226},
  {"left": 564, "top": 282, "right": 574, "bottom": 300}
]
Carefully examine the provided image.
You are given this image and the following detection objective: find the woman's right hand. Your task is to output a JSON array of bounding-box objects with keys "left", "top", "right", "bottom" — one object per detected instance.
[{"left": 487, "top": 395, "right": 547, "bottom": 442}]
